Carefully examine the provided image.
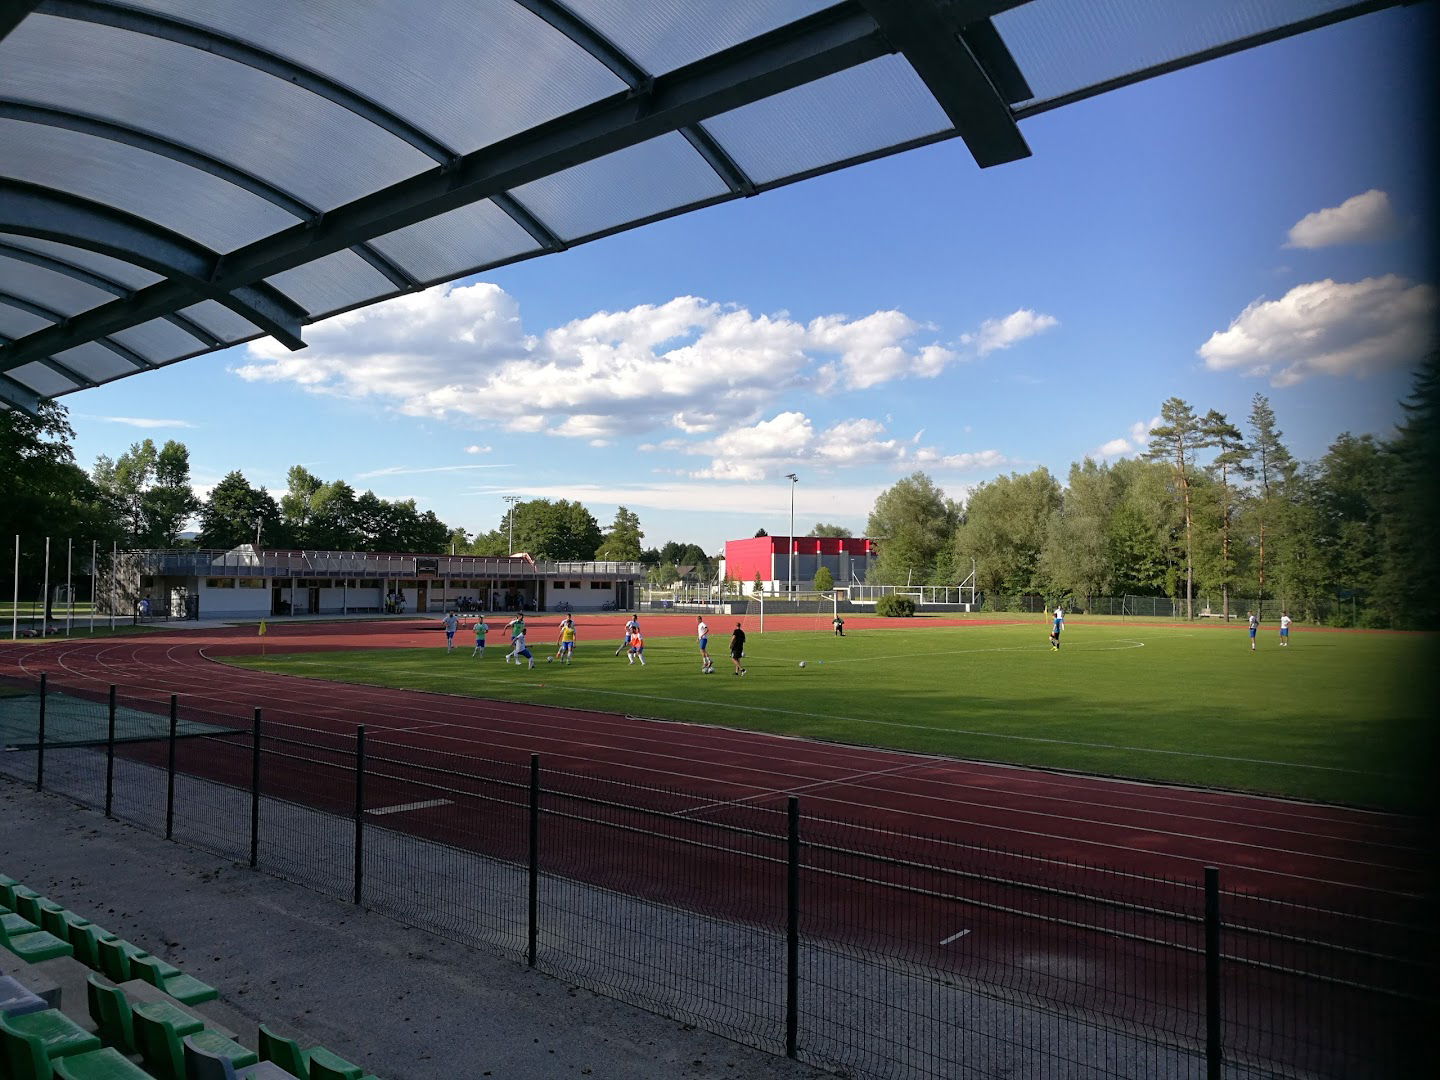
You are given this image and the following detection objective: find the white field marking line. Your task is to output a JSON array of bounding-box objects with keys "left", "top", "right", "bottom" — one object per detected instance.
[
  {"left": 940, "top": 929, "right": 971, "bottom": 945},
  {"left": 365, "top": 798, "right": 451, "bottom": 816},
  {"left": 536, "top": 683, "right": 1390, "bottom": 777},
  {"left": 674, "top": 761, "right": 929, "bottom": 817}
]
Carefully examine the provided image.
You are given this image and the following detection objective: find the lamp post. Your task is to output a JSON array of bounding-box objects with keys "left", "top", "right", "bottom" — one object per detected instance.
[
  {"left": 784, "top": 473, "right": 798, "bottom": 595},
  {"left": 503, "top": 495, "right": 521, "bottom": 555}
]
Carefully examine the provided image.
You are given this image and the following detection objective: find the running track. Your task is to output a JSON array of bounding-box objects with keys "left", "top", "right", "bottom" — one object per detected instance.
[{"left": 0, "top": 616, "right": 1426, "bottom": 919}]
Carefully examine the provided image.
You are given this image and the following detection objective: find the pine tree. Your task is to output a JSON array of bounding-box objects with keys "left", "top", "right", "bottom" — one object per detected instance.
[
  {"left": 1245, "top": 394, "right": 1295, "bottom": 619},
  {"left": 1146, "top": 398, "right": 1211, "bottom": 619},
  {"left": 1202, "top": 411, "right": 1249, "bottom": 619}
]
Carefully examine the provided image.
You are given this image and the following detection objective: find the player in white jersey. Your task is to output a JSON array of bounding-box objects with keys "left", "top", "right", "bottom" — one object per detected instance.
[
  {"left": 696, "top": 616, "right": 713, "bottom": 673},
  {"left": 1279, "top": 612, "right": 1292, "bottom": 647}
]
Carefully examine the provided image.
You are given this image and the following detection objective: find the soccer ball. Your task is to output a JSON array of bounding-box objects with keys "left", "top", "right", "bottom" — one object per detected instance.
[{"left": 798, "top": 661, "right": 806, "bottom": 668}]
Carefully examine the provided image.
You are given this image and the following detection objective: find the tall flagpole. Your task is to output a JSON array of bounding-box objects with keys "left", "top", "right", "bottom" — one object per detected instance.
[
  {"left": 41, "top": 537, "right": 50, "bottom": 637},
  {"left": 90, "top": 540, "right": 97, "bottom": 635},
  {"left": 10, "top": 535, "right": 17, "bottom": 641},
  {"left": 66, "top": 538, "right": 73, "bottom": 636},
  {"left": 109, "top": 541, "right": 116, "bottom": 630}
]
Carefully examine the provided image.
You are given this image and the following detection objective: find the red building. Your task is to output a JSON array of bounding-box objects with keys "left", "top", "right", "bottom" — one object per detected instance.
[{"left": 723, "top": 535, "right": 876, "bottom": 592}]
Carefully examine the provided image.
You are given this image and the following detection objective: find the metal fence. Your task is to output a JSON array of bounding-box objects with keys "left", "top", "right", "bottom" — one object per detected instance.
[{"left": 0, "top": 672, "right": 1428, "bottom": 1079}]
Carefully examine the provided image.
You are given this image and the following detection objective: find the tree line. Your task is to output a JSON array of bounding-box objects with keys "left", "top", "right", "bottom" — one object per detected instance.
[{"left": 862, "top": 357, "right": 1438, "bottom": 628}]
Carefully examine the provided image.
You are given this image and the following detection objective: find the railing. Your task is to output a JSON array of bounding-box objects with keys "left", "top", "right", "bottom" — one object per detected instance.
[
  {"left": 120, "top": 550, "right": 645, "bottom": 579},
  {"left": 0, "top": 672, "right": 1428, "bottom": 1080}
]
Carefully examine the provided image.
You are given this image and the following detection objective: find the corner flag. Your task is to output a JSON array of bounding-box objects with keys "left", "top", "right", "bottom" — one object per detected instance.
[{"left": 258, "top": 620, "right": 267, "bottom": 636}]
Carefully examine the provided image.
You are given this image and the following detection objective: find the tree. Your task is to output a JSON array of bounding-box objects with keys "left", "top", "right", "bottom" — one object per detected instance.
[
  {"left": 1245, "top": 394, "right": 1296, "bottom": 619},
  {"left": 752, "top": 571, "right": 764, "bottom": 595},
  {"left": 1, "top": 401, "right": 117, "bottom": 614},
  {"left": 1038, "top": 460, "right": 1117, "bottom": 604},
  {"left": 866, "top": 472, "right": 960, "bottom": 585},
  {"left": 813, "top": 566, "right": 834, "bottom": 592},
  {"left": 136, "top": 440, "right": 200, "bottom": 546},
  {"left": 306, "top": 480, "right": 358, "bottom": 550},
  {"left": 1146, "top": 398, "right": 1210, "bottom": 619},
  {"left": 808, "top": 523, "right": 852, "bottom": 538},
  {"left": 753, "top": 528, "right": 769, "bottom": 538},
  {"left": 508, "top": 499, "right": 602, "bottom": 560},
  {"left": 197, "top": 472, "right": 279, "bottom": 549},
  {"left": 279, "top": 466, "right": 323, "bottom": 540},
  {"left": 952, "top": 468, "right": 1061, "bottom": 596},
  {"left": 596, "top": 506, "right": 644, "bottom": 561},
  {"left": 1376, "top": 352, "right": 1440, "bottom": 625},
  {"left": 1201, "top": 411, "right": 1249, "bottom": 619}
]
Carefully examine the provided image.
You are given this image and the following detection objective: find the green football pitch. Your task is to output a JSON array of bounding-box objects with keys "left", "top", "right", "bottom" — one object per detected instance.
[{"left": 223, "top": 621, "right": 1434, "bottom": 810}]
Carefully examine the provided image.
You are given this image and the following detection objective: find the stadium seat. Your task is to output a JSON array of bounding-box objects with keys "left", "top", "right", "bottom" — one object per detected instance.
[
  {"left": 1, "top": 906, "right": 40, "bottom": 937},
  {"left": 2, "top": 1018, "right": 150, "bottom": 1080},
  {"left": 86, "top": 974, "right": 202, "bottom": 1057},
  {"left": 52, "top": 1049, "right": 156, "bottom": 1080},
  {"left": 0, "top": 913, "right": 73, "bottom": 963},
  {"left": 184, "top": 1035, "right": 304, "bottom": 1079},
  {"left": 68, "top": 924, "right": 115, "bottom": 971},
  {"left": 133, "top": 1009, "right": 256, "bottom": 1080},
  {"left": 0, "top": 1008, "right": 102, "bottom": 1061},
  {"left": 39, "top": 907, "right": 90, "bottom": 944},
  {"left": 257, "top": 1025, "right": 369, "bottom": 1079},
  {"left": 129, "top": 954, "right": 218, "bottom": 1005},
  {"left": 0, "top": 975, "right": 48, "bottom": 1017},
  {"left": 13, "top": 895, "right": 64, "bottom": 928},
  {"left": 95, "top": 939, "right": 147, "bottom": 983}
]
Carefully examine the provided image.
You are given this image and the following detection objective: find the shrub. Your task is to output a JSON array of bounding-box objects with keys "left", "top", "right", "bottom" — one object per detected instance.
[{"left": 876, "top": 594, "right": 916, "bottom": 617}]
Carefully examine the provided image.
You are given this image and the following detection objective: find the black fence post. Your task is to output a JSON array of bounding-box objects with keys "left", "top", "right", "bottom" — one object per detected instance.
[
  {"left": 104, "top": 685, "right": 116, "bottom": 817},
  {"left": 353, "top": 726, "right": 366, "bottom": 905},
  {"left": 35, "top": 673, "right": 46, "bottom": 791},
  {"left": 527, "top": 753, "right": 539, "bottom": 968},
  {"left": 786, "top": 795, "right": 800, "bottom": 1059},
  {"left": 249, "top": 709, "right": 261, "bottom": 869},
  {"left": 164, "top": 694, "right": 178, "bottom": 840},
  {"left": 1205, "top": 866, "right": 1222, "bottom": 1080}
]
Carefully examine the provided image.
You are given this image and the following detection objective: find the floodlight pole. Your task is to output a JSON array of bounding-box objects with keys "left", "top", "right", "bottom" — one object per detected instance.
[
  {"left": 41, "top": 536, "right": 49, "bottom": 635},
  {"left": 11, "top": 535, "right": 17, "bottom": 641},
  {"left": 504, "top": 495, "right": 521, "bottom": 555},
  {"left": 785, "top": 473, "right": 798, "bottom": 596},
  {"left": 65, "top": 538, "right": 72, "bottom": 636},
  {"left": 109, "top": 541, "right": 116, "bottom": 630},
  {"left": 90, "top": 540, "right": 97, "bottom": 634}
]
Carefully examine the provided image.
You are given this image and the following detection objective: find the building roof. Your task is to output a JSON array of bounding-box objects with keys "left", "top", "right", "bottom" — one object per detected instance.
[{"left": 0, "top": 1, "right": 1401, "bottom": 413}]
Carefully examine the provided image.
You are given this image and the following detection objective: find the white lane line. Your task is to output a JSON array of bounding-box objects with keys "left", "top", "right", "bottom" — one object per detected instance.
[
  {"left": 364, "top": 798, "right": 451, "bottom": 816},
  {"left": 940, "top": 929, "right": 971, "bottom": 945}
]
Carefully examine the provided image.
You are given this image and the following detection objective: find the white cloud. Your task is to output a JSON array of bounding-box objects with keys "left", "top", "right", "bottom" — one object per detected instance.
[
  {"left": 87, "top": 415, "right": 196, "bottom": 428},
  {"left": 1285, "top": 189, "right": 1397, "bottom": 249},
  {"left": 962, "top": 309, "right": 1060, "bottom": 356},
  {"left": 464, "top": 444, "right": 491, "bottom": 454},
  {"left": 1088, "top": 416, "right": 1161, "bottom": 460},
  {"left": 355, "top": 463, "right": 514, "bottom": 478},
  {"left": 1198, "top": 275, "right": 1437, "bottom": 386},
  {"left": 681, "top": 411, "right": 1007, "bottom": 481},
  {"left": 234, "top": 283, "right": 969, "bottom": 434},
  {"left": 466, "top": 480, "right": 887, "bottom": 519}
]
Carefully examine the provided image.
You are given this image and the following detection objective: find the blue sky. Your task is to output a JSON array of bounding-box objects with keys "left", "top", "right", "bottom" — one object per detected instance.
[{"left": 67, "top": 5, "right": 1436, "bottom": 555}]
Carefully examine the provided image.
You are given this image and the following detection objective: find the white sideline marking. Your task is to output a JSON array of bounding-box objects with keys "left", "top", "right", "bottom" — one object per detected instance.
[
  {"left": 365, "top": 798, "right": 451, "bottom": 816},
  {"left": 940, "top": 929, "right": 971, "bottom": 945}
]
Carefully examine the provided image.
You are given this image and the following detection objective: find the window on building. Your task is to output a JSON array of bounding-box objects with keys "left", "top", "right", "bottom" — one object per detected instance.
[
  {"left": 590, "top": 581, "right": 611, "bottom": 589},
  {"left": 570, "top": 581, "right": 581, "bottom": 589},
  {"left": 236, "top": 578, "right": 265, "bottom": 589},
  {"left": 205, "top": 578, "right": 236, "bottom": 589}
]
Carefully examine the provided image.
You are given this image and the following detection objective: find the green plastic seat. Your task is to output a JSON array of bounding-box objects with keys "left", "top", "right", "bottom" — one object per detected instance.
[
  {"left": 0, "top": 1009, "right": 102, "bottom": 1062},
  {"left": 0, "top": 912, "right": 72, "bottom": 963},
  {"left": 133, "top": 1010, "right": 256, "bottom": 1080},
  {"left": 1, "top": 907, "right": 39, "bottom": 936},
  {"left": 259, "top": 1027, "right": 363, "bottom": 1080},
  {"left": 13, "top": 895, "right": 63, "bottom": 927},
  {"left": 86, "top": 974, "right": 203, "bottom": 1057},
  {"left": 53, "top": 1047, "right": 157, "bottom": 1080},
  {"left": 39, "top": 907, "right": 89, "bottom": 943},
  {"left": 95, "top": 938, "right": 146, "bottom": 983},
  {"left": 129, "top": 954, "right": 218, "bottom": 1005},
  {"left": 69, "top": 924, "right": 114, "bottom": 971}
]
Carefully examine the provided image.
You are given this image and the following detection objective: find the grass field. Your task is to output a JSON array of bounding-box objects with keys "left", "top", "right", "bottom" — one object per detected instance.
[{"left": 223, "top": 620, "right": 1435, "bottom": 810}]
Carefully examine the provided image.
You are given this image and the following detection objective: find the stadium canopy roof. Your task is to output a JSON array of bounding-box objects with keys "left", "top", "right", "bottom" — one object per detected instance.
[{"left": 0, "top": 0, "right": 1409, "bottom": 414}]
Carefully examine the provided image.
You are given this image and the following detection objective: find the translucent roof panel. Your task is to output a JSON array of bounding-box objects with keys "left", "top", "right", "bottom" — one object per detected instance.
[
  {"left": 370, "top": 201, "right": 543, "bottom": 285},
  {"left": 1, "top": 15, "right": 436, "bottom": 213},
  {"left": 8, "top": 361, "right": 77, "bottom": 397},
  {"left": 125, "top": 0, "right": 628, "bottom": 157},
  {"left": 510, "top": 133, "right": 732, "bottom": 242},
  {"left": 264, "top": 250, "right": 399, "bottom": 320},
  {"left": 0, "top": 236, "right": 163, "bottom": 291},
  {"left": 110, "top": 319, "right": 209, "bottom": 364},
  {"left": 0, "top": 120, "right": 298, "bottom": 254},
  {"left": 703, "top": 55, "right": 951, "bottom": 186},
  {"left": 50, "top": 342, "right": 142, "bottom": 384},
  {"left": 564, "top": 0, "right": 832, "bottom": 75},
  {"left": 0, "top": 257, "right": 113, "bottom": 317},
  {"left": 996, "top": 0, "right": 1376, "bottom": 110},
  {"left": 0, "top": 305, "right": 52, "bottom": 340},
  {"left": 176, "top": 301, "right": 261, "bottom": 344}
]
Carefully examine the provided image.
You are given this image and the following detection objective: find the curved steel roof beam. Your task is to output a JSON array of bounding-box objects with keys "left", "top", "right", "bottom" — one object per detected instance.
[
  {"left": 0, "top": 99, "right": 418, "bottom": 289},
  {"left": 515, "top": 0, "right": 756, "bottom": 196},
  {"left": 0, "top": 237, "right": 223, "bottom": 347},
  {"left": 0, "top": 181, "right": 307, "bottom": 363},
  {"left": 36, "top": 0, "right": 453, "bottom": 163},
  {"left": 0, "top": 307, "right": 100, "bottom": 386},
  {"left": 1, "top": 1, "right": 43, "bottom": 43},
  {"left": 0, "top": 287, "right": 154, "bottom": 371}
]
